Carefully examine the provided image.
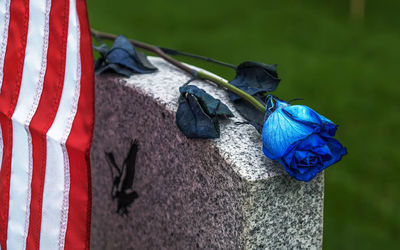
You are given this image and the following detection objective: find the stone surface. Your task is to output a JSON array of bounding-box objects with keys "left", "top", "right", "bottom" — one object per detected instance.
[{"left": 90, "top": 57, "right": 324, "bottom": 249}]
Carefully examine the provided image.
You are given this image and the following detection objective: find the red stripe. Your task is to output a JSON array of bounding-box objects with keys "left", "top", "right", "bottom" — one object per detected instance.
[
  {"left": 25, "top": 0, "right": 70, "bottom": 248},
  {"left": 0, "top": 117, "right": 12, "bottom": 250},
  {"left": 64, "top": 0, "right": 94, "bottom": 249},
  {"left": 0, "top": 0, "right": 29, "bottom": 249}
]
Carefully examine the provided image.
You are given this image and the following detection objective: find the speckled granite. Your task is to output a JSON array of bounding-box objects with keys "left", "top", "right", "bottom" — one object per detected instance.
[{"left": 90, "top": 57, "right": 324, "bottom": 249}]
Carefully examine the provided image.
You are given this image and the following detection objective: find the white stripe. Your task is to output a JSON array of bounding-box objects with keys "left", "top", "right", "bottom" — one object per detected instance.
[
  {"left": 7, "top": 0, "right": 51, "bottom": 249},
  {"left": 40, "top": 0, "right": 80, "bottom": 248},
  {"left": 0, "top": 0, "right": 11, "bottom": 93}
]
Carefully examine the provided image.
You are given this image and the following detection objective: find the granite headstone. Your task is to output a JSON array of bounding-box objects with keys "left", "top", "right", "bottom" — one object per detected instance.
[{"left": 90, "top": 57, "right": 324, "bottom": 249}]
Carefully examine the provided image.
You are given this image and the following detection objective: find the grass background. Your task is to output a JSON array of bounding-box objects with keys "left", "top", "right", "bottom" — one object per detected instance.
[{"left": 87, "top": 0, "right": 400, "bottom": 249}]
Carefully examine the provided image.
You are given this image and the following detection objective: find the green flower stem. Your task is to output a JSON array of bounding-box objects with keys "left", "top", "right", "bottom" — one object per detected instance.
[
  {"left": 196, "top": 71, "right": 266, "bottom": 113},
  {"left": 159, "top": 47, "right": 237, "bottom": 69},
  {"left": 90, "top": 28, "right": 266, "bottom": 113}
]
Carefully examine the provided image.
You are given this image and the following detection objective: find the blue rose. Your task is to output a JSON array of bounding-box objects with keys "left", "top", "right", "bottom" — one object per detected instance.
[{"left": 261, "top": 96, "right": 347, "bottom": 182}]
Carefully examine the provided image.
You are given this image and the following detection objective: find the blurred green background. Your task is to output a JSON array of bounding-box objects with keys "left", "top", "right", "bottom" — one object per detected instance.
[{"left": 87, "top": 0, "right": 400, "bottom": 249}]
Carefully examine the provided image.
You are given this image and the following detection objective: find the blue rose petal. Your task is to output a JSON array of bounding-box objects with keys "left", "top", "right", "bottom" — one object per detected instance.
[
  {"left": 322, "top": 136, "right": 348, "bottom": 167},
  {"left": 262, "top": 100, "right": 318, "bottom": 159},
  {"left": 282, "top": 105, "right": 338, "bottom": 137}
]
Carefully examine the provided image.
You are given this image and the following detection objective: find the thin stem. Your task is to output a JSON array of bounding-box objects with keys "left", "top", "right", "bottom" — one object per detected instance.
[
  {"left": 159, "top": 47, "right": 237, "bottom": 69},
  {"left": 90, "top": 28, "right": 266, "bottom": 113},
  {"left": 196, "top": 71, "right": 266, "bottom": 113}
]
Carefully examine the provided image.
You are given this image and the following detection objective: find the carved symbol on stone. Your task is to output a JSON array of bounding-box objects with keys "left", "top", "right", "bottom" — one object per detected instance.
[{"left": 105, "top": 139, "right": 139, "bottom": 216}]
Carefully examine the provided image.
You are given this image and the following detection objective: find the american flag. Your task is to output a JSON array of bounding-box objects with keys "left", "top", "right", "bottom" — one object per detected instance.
[{"left": 0, "top": 0, "right": 94, "bottom": 249}]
